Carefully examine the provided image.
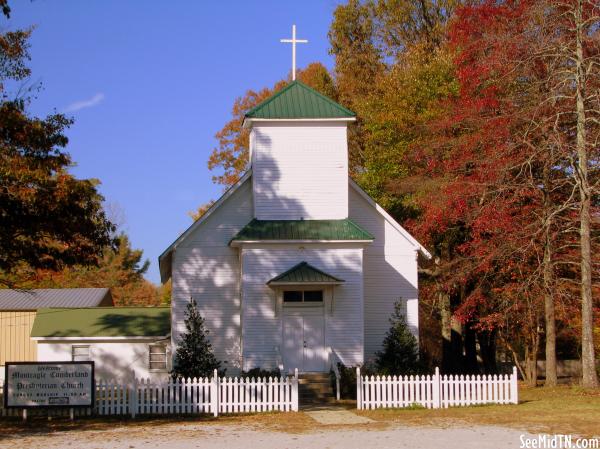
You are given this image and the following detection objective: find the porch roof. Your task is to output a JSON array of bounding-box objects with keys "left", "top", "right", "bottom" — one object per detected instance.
[
  {"left": 267, "top": 262, "right": 345, "bottom": 286},
  {"left": 230, "top": 218, "right": 374, "bottom": 244}
]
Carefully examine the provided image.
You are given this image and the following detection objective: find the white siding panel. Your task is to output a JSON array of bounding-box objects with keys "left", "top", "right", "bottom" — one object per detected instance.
[
  {"left": 251, "top": 122, "right": 349, "bottom": 220},
  {"left": 348, "top": 185, "right": 419, "bottom": 362},
  {"left": 37, "top": 340, "right": 171, "bottom": 381},
  {"left": 241, "top": 244, "right": 364, "bottom": 370},
  {"left": 171, "top": 177, "right": 253, "bottom": 373}
]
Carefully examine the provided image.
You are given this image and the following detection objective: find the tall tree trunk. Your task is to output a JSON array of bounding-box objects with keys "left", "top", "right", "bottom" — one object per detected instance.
[
  {"left": 574, "top": 0, "right": 598, "bottom": 389},
  {"left": 451, "top": 311, "right": 464, "bottom": 374},
  {"left": 439, "top": 291, "right": 453, "bottom": 373},
  {"left": 543, "top": 163, "right": 557, "bottom": 387},
  {"left": 477, "top": 329, "right": 497, "bottom": 374},
  {"left": 464, "top": 321, "right": 479, "bottom": 373},
  {"left": 543, "top": 237, "right": 557, "bottom": 386},
  {"left": 526, "top": 331, "right": 540, "bottom": 387}
]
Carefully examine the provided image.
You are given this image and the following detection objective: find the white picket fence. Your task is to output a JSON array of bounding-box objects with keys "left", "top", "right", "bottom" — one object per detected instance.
[
  {"left": 357, "top": 367, "right": 518, "bottom": 410},
  {"left": 2, "top": 370, "right": 299, "bottom": 418}
]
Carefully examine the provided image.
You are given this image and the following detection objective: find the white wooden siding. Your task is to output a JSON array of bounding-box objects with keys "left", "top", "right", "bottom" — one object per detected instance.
[
  {"left": 251, "top": 122, "right": 349, "bottom": 220},
  {"left": 37, "top": 340, "right": 170, "bottom": 381},
  {"left": 240, "top": 244, "right": 364, "bottom": 371},
  {"left": 348, "top": 185, "right": 420, "bottom": 362},
  {"left": 171, "top": 178, "right": 253, "bottom": 372}
]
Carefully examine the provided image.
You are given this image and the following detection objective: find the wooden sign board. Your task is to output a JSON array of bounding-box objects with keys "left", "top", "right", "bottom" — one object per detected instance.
[{"left": 4, "top": 361, "right": 95, "bottom": 409}]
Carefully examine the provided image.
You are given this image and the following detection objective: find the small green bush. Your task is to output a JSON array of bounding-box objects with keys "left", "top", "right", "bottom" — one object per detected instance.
[
  {"left": 171, "top": 298, "right": 224, "bottom": 379},
  {"left": 374, "top": 301, "right": 424, "bottom": 376}
]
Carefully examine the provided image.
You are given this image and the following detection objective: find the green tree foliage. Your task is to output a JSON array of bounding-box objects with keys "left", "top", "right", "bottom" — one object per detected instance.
[
  {"left": 329, "top": 0, "right": 384, "bottom": 173},
  {"left": 0, "top": 8, "right": 115, "bottom": 276},
  {"left": 171, "top": 298, "right": 222, "bottom": 379},
  {"left": 375, "top": 302, "right": 422, "bottom": 375},
  {"left": 158, "top": 279, "right": 172, "bottom": 306},
  {"left": 329, "top": 0, "right": 459, "bottom": 215}
]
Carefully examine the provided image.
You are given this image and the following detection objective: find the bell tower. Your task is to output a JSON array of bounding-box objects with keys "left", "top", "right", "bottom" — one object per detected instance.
[{"left": 243, "top": 81, "right": 355, "bottom": 220}]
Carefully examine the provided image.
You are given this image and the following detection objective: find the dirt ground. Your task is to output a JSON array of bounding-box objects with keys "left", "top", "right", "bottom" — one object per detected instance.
[
  {"left": 1, "top": 386, "right": 597, "bottom": 449},
  {"left": 1, "top": 419, "right": 535, "bottom": 449}
]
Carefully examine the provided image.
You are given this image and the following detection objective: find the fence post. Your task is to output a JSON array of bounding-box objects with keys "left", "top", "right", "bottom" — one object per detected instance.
[
  {"left": 510, "top": 366, "right": 518, "bottom": 404},
  {"left": 130, "top": 377, "right": 138, "bottom": 418},
  {"left": 356, "top": 367, "right": 362, "bottom": 410},
  {"left": 211, "top": 369, "right": 219, "bottom": 417},
  {"left": 432, "top": 367, "right": 440, "bottom": 409},
  {"left": 291, "top": 368, "right": 299, "bottom": 412}
]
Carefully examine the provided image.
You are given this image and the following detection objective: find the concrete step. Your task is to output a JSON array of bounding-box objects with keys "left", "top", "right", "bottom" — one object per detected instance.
[
  {"left": 299, "top": 382, "right": 334, "bottom": 401},
  {"left": 298, "top": 379, "right": 331, "bottom": 385},
  {"left": 300, "top": 388, "right": 334, "bottom": 396},
  {"left": 298, "top": 372, "right": 335, "bottom": 404},
  {"left": 299, "top": 384, "right": 332, "bottom": 390},
  {"left": 299, "top": 372, "right": 331, "bottom": 379}
]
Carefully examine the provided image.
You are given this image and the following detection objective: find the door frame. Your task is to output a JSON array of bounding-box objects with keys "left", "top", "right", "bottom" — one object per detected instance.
[{"left": 281, "top": 303, "right": 327, "bottom": 373}]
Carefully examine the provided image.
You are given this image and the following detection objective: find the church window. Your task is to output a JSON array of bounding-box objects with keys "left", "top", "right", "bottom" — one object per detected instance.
[
  {"left": 149, "top": 343, "right": 168, "bottom": 371},
  {"left": 283, "top": 290, "right": 323, "bottom": 303},
  {"left": 72, "top": 345, "right": 90, "bottom": 362}
]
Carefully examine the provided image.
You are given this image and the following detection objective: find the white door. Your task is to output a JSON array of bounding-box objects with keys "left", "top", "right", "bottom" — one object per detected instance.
[
  {"left": 282, "top": 314, "right": 303, "bottom": 371},
  {"left": 283, "top": 310, "right": 326, "bottom": 372},
  {"left": 303, "top": 314, "right": 326, "bottom": 372}
]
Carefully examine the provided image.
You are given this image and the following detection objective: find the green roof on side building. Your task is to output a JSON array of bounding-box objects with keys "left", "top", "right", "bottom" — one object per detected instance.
[
  {"left": 31, "top": 307, "right": 171, "bottom": 338},
  {"left": 244, "top": 81, "right": 355, "bottom": 120},
  {"left": 230, "top": 219, "right": 374, "bottom": 243}
]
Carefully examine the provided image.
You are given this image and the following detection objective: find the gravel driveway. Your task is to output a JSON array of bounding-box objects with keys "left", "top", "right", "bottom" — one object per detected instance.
[{"left": 2, "top": 418, "right": 535, "bottom": 449}]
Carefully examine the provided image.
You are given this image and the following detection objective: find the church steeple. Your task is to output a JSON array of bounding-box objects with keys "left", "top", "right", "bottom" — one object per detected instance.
[{"left": 245, "top": 82, "right": 355, "bottom": 221}]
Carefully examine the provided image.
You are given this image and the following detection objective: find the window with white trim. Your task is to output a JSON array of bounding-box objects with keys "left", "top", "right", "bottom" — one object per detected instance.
[
  {"left": 283, "top": 290, "right": 324, "bottom": 303},
  {"left": 149, "top": 343, "right": 168, "bottom": 371},
  {"left": 72, "top": 345, "right": 90, "bottom": 362}
]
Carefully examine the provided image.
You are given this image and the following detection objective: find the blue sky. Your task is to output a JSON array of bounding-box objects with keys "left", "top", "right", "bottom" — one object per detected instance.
[{"left": 7, "top": 0, "right": 340, "bottom": 283}]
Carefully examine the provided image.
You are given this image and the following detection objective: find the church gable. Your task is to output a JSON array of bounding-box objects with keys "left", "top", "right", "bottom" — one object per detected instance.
[
  {"left": 348, "top": 179, "right": 430, "bottom": 257},
  {"left": 159, "top": 172, "right": 253, "bottom": 282}
]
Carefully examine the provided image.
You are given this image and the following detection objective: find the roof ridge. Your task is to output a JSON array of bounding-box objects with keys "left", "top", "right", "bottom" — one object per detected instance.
[
  {"left": 293, "top": 81, "right": 355, "bottom": 116},
  {"left": 299, "top": 261, "right": 344, "bottom": 282},
  {"left": 267, "top": 260, "right": 344, "bottom": 284},
  {"left": 245, "top": 80, "right": 355, "bottom": 119},
  {"left": 245, "top": 81, "right": 298, "bottom": 117}
]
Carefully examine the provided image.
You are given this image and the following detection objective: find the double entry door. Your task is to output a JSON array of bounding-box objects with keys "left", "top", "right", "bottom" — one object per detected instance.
[{"left": 282, "top": 308, "right": 326, "bottom": 372}]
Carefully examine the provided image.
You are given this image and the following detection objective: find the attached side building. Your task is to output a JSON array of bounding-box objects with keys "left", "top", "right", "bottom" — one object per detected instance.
[{"left": 32, "top": 307, "right": 171, "bottom": 381}]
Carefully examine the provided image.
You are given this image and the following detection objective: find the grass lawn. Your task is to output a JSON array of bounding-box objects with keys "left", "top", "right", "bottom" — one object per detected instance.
[{"left": 356, "top": 384, "right": 600, "bottom": 437}]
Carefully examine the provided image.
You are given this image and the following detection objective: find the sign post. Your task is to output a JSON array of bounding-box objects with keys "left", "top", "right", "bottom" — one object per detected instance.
[{"left": 4, "top": 362, "right": 95, "bottom": 417}]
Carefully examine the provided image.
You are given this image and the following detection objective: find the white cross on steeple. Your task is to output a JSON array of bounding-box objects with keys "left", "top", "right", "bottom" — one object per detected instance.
[{"left": 280, "top": 24, "right": 308, "bottom": 81}]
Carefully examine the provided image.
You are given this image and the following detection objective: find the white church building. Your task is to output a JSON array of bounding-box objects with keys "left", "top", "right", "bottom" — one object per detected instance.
[{"left": 159, "top": 80, "right": 430, "bottom": 374}]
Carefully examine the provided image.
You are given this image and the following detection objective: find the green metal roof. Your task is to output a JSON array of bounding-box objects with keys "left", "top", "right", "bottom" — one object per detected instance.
[
  {"left": 245, "top": 81, "right": 355, "bottom": 120},
  {"left": 267, "top": 262, "right": 344, "bottom": 285},
  {"left": 31, "top": 307, "right": 171, "bottom": 338},
  {"left": 230, "top": 219, "right": 374, "bottom": 243}
]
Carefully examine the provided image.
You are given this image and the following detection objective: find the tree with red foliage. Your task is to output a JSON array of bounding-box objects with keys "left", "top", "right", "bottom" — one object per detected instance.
[{"left": 406, "top": 0, "right": 599, "bottom": 386}]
